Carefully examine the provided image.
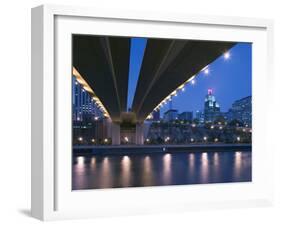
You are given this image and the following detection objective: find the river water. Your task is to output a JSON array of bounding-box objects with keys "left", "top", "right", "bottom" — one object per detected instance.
[{"left": 72, "top": 149, "right": 251, "bottom": 190}]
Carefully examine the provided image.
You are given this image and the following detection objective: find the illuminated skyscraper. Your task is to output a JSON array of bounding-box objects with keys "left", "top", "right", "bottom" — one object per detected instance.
[{"left": 204, "top": 89, "right": 221, "bottom": 122}]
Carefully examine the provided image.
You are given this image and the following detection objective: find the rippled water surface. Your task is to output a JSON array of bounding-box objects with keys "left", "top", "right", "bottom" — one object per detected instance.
[{"left": 72, "top": 149, "right": 251, "bottom": 190}]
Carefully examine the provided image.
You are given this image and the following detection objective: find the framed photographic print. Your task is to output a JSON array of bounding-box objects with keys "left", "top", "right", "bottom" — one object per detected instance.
[{"left": 31, "top": 4, "right": 274, "bottom": 220}]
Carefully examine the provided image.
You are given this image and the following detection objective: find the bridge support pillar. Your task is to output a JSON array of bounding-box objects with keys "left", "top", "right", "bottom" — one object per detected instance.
[
  {"left": 135, "top": 123, "right": 144, "bottom": 145},
  {"left": 111, "top": 123, "right": 120, "bottom": 145}
]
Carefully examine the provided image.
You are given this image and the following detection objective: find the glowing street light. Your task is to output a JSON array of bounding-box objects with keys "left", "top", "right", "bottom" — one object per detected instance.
[
  {"left": 94, "top": 116, "right": 99, "bottom": 121},
  {"left": 146, "top": 138, "right": 150, "bottom": 143},
  {"left": 165, "top": 137, "right": 170, "bottom": 143},
  {"left": 124, "top": 136, "right": 129, "bottom": 143},
  {"left": 104, "top": 138, "right": 108, "bottom": 143},
  {"left": 210, "top": 125, "right": 214, "bottom": 129},
  {"left": 237, "top": 136, "right": 241, "bottom": 142},
  {"left": 78, "top": 137, "right": 83, "bottom": 142},
  {"left": 214, "top": 138, "right": 218, "bottom": 142},
  {"left": 190, "top": 138, "right": 194, "bottom": 142},
  {"left": 91, "top": 138, "right": 95, "bottom": 143},
  {"left": 224, "top": 51, "right": 230, "bottom": 60},
  {"left": 147, "top": 114, "right": 153, "bottom": 120},
  {"left": 203, "top": 136, "right": 207, "bottom": 141},
  {"left": 204, "top": 67, "right": 209, "bottom": 75}
]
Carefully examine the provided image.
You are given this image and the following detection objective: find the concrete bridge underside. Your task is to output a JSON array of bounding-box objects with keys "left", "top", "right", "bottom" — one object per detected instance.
[
  {"left": 73, "top": 35, "right": 131, "bottom": 122},
  {"left": 73, "top": 35, "right": 236, "bottom": 144}
]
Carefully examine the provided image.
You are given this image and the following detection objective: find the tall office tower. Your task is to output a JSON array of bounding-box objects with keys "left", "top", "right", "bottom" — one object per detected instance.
[{"left": 204, "top": 89, "right": 221, "bottom": 123}]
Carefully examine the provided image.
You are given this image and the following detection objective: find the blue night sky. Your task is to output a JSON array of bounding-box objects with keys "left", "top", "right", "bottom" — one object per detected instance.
[
  {"left": 127, "top": 38, "right": 147, "bottom": 110},
  {"left": 127, "top": 38, "right": 252, "bottom": 115}
]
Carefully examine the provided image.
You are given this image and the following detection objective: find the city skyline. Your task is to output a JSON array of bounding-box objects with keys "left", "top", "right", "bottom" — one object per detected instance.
[
  {"left": 160, "top": 91, "right": 251, "bottom": 126},
  {"left": 72, "top": 75, "right": 251, "bottom": 124},
  {"left": 161, "top": 92, "right": 251, "bottom": 118}
]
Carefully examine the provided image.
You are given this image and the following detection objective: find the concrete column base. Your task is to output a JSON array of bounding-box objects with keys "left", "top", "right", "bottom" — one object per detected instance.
[
  {"left": 111, "top": 123, "right": 120, "bottom": 145},
  {"left": 135, "top": 123, "right": 144, "bottom": 145}
]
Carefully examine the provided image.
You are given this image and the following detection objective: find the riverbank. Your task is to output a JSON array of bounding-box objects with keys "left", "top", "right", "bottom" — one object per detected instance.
[{"left": 73, "top": 143, "right": 251, "bottom": 155}]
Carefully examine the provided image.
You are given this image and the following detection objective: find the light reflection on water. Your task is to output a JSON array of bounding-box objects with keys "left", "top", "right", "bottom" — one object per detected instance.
[
  {"left": 142, "top": 156, "right": 153, "bottom": 186},
  {"left": 121, "top": 156, "right": 131, "bottom": 187},
  {"left": 90, "top": 157, "right": 96, "bottom": 170},
  {"left": 212, "top": 152, "right": 220, "bottom": 179},
  {"left": 77, "top": 156, "right": 84, "bottom": 165},
  {"left": 100, "top": 157, "right": 112, "bottom": 188},
  {"left": 163, "top": 153, "right": 172, "bottom": 184},
  {"left": 234, "top": 151, "right": 242, "bottom": 179},
  {"left": 200, "top": 152, "right": 209, "bottom": 183},
  {"left": 214, "top": 152, "right": 219, "bottom": 166},
  {"left": 72, "top": 150, "right": 252, "bottom": 190},
  {"left": 188, "top": 153, "right": 195, "bottom": 181}
]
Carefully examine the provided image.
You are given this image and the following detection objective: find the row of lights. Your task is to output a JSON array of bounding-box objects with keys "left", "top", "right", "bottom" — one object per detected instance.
[
  {"left": 146, "top": 51, "right": 231, "bottom": 120},
  {"left": 160, "top": 136, "right": 240, "bottom": 143},
  {"left": 73, "top": 67, "right": 110, "bottom": 118},
  {"left": 192, "top": 123, "right": 222, "bottom": 129},
  {"left": 78, "top": 134, "right": 242, "bottom": 144},
  {"left": 91, "top": 96, "right": 109, "bottom": 118},
  {"left": 78, "top": 136, "right": 128, "bottom": 143},
  {"left": 77, "top": 137, "right": 109, "bottom": 143},
  {"left": 78, "top": 136, "right": 147, "bottom": 144}
]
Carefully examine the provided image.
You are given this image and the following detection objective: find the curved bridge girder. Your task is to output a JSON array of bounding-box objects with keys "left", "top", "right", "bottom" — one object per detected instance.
[
  {"left": 72, "top": 35, "right": 131, "bottom": 122},
  {"left": 132, "top": 38, "right": 236, "bottom": 122}
]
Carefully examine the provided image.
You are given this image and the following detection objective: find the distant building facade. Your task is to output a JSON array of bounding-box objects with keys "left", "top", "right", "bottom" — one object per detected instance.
[
  {"left": 73, "top": 118, "right": 111, "bottom": 145},
  {"left": 227, "top": 96, "right": 252, "bottom": 126},
  {"left": 72, "top": 76, "right": 102, "bottom": 122},
  {"left": 204, "top": 89, "right": 221, "bottom": 122},
  {"left": 178, "top": 111, "right": 193, "bottom": 121},
  {"left": 152, "top": 109, "right": 160, "bottom": 121},
  {"left": 163, "top": 109, "right": 178, "bottom": 122},
  {"left": 195, "top": 110, "right": 204, "bottom": 123}
]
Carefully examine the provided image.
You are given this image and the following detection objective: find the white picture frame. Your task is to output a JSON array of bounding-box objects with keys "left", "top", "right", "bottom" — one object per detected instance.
[{"left": 31, "top": 4, "right": 274, "bottom": 221}]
